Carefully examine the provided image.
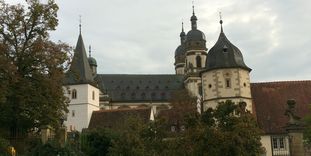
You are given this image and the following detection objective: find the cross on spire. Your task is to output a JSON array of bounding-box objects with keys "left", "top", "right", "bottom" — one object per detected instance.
[
  {"left": 192, "top": 1, "right": 195, "bottom": 15},
  {"left": 89, "top": 45, "right": 92, "bottom": 57},
  {"left": 79, "top": 15, "right": 82, "bottom": 34},
  {"left": 219, "top": 12, "right": 224, "bottom": 33}
]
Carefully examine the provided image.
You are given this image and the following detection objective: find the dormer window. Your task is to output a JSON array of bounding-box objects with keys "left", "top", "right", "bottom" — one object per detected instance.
[{"left": 223, "top": 45, "right": 228, "bottom": 52}]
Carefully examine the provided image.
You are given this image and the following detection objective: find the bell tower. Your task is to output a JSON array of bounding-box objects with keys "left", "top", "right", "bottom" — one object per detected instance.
[
  {"left": 201, "top": 17, "right": 253, "bottom": 112},
  {"left": 183, "top": 5, "right": 207, "bottom": 97},
  {"left": 63, "top": 22, "right": 100, "bottom": 131}
]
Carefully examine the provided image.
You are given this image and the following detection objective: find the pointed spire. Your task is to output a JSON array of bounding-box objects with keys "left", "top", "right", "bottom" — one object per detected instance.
[
  {"left": 89, "top": 45, "right": 91, "bottom": 57},
  {"left": 180, "top": 21, "right": 186, "bottom": 43},
  {"left": 65, "top": 30, "right": 94, "bottom": 84},
  {"left": 190, "top": 1, "right": 198, "bottom": 30},
  {"left": 219, "top": 12, "right": 224, "bottom": 33}
]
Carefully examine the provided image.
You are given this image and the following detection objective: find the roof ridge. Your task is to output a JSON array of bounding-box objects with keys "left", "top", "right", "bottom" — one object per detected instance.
[
  {"left": 94, "top": 107, "right": 150, "bottom": 113},
  {"left": 97, "top": 74, "right": 181, "bottom": 76},
  {"left": 251, "top": 80, "right": 311, "bottom": 85}
]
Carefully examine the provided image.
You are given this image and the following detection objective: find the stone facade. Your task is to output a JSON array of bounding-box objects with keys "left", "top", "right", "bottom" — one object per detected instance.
[{"left": 201, "top": 68, "right": 252, "bottom": 111}]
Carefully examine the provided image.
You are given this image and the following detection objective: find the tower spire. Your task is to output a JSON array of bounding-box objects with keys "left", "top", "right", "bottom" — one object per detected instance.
[
  {"left": 219, "top": 12, "right": 223, "bottom": 33},
  {"left": 190, "top": 1, "right": 198, "bottom": 30},
  {"left": 182, "top": 21, "right": 184, "bottom": 32}
]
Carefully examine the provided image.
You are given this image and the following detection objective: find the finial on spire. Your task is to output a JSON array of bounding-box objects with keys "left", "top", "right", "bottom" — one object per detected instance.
[
  {"left": 89, "top": 45, "right": 91, "bottom": 57},
  {"left": 192, "top": 1, "right": 195, "bottom": 15},
  {"left": 79, "top": 15, "right": 82, "bottom": 34},
  {"left": 182, "top": 21, "right": 184, "bottom": 32},
  {"left": 219, "top": 12, "right": 223, "bottom": 32}
]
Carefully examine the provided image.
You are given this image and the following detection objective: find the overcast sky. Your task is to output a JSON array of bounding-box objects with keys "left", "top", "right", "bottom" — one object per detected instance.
[{"left": 6, "top": 0, "right": 311, "bottom": 82}]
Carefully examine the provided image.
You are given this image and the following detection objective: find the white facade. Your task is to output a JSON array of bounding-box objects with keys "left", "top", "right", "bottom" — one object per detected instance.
[{"left": 64, "top": 84, "right": 100, "bottom": 131}]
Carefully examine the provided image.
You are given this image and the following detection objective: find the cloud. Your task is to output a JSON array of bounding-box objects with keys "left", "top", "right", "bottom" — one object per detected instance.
[{"left": 8, "top": 0, "right": 310, "bottom": 82}]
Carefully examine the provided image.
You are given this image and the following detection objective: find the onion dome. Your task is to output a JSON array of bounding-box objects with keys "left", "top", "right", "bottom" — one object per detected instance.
[
  {"left": 88, "top": 57, "right": 97, "bottom": 67},
  {"left": 175, "top": 22, "right": 186, "bottom": 64},
  {"left": 88, "top": 45, "right": 97, "bottom": 67},
  {"left": 186, "top": 5, "right": 206, "bottom": 42},
  {"left": 205, "top": 20, "right": 251, "bottom": 71},
  {"left": 186, "top": 29, "right": 206, "bottom": 41}
]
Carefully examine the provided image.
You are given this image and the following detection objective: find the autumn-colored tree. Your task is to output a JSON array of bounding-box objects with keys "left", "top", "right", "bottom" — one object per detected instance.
[{"left": 0, "top": 0, "right": 70, "bottom": 141}]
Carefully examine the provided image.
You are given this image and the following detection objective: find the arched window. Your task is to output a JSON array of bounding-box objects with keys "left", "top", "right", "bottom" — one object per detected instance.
[
  {"left": 72, "top": 89, "right": 77, "bottom": 99},
  {"left": 92, "top": 91, "right": 95, "bottom": 100},
  {"left": 196, "top": 55, "right": 202, "bottom": 68}
]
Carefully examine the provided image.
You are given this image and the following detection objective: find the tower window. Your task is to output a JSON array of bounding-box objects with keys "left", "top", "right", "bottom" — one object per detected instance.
[
  {"left": 196, "top": 56, "right": 202, "bottom": 68},
  {"left": 208, "top": 84, "right": 212, "bottom": 88},
  {"left": 92, "top": 91, "right": 95, "bottom": 100},
  {"left": 198, "top": 84, "right": 203, "bottom": 96},
  {"left": 72, "top": 110, "right": 75, "bottom": 117},
  {"left": 72, "top": 89, "right": 77, "bottom": 99},
  {"left": 225, "top": 78, "right": 231, "bottom": 88}
]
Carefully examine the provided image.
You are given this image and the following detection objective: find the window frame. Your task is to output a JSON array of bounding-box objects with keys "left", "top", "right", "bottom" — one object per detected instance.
[
  {"left": 72, "top": 89, "right": 77, "bottom": 99},
  {"left": 272, "top": 136, "right": 287, "bottom": 150}
]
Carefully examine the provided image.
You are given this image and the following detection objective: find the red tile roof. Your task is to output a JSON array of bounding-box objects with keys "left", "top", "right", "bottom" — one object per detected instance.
[
  {"left": 88, "top": 107, "right": 151, "bottom": 129},
  {"left": 251, "top": 81, "right": 311, "bottom": 134}
]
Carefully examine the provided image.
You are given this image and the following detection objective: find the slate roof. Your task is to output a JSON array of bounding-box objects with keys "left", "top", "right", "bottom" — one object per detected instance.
[
  {"left": 88, "top": 108, "right": 151, "bottom": 129},
  {"left": 95, "top": 74, "right": 184, "bottom": 102},
  {"left": 251, "top": 81, "right": 311, "bottom": 134},
  {"left": 64, "top": 34, "right": 94, "bottom": 85},
  {"left": 204, "top": 24, "right": 251, "bottom": 72}
]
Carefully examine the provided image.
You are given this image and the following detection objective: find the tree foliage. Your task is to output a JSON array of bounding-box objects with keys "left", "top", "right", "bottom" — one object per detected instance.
[
  {"left": 80, "top": 129, "right": 116, "bottom": 156},
  {"left": 0, "top": 0, "right": 70, "bottom": 139},
  {"left": 179, "top": 100, "right": 263, "bottom": 156}
]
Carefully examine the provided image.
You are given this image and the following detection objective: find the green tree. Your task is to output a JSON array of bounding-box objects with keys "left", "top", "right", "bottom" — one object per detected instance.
[
  {"left": 180, "top": 100, "right": 263, "bottom": 156},
  {"left": 0, "top": 0, "right": 70, "bottom": 146},
  {"left": 81, "top": 129, "right": 116, "bottom": 156},
  {"left": 108, "top": 116, "right": 149, "bottom": 156}
]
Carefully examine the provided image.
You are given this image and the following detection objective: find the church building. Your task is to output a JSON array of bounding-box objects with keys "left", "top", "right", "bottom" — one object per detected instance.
[{"left": 63, "top": 6, "right": 311, "bottom": 156}]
